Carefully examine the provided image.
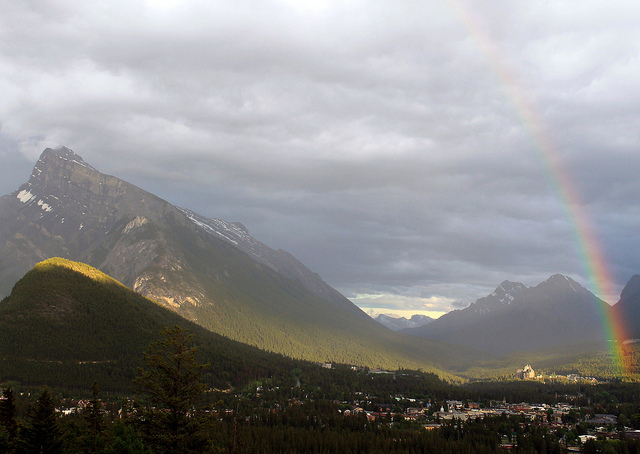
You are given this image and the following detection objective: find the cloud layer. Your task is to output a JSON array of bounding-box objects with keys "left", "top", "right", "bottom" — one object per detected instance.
[{"left": 2, "top": 0, "right": 639, "bottom": 315}]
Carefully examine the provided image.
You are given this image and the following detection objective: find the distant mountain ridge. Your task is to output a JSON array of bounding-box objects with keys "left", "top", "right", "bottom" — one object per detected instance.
[
  {"left": 374, "top": 314, "right": 433, "bottom": 331},
  {"left": 407, "top": 280, "right": 529, "bottom": 341},
  {"left": 403, "top": 274, "right": 612, "bottom": 355}
]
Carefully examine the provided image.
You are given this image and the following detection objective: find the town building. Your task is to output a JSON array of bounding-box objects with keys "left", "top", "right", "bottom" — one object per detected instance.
[{"left": 516, "top": 365, "right": 535, "bottom": 380}]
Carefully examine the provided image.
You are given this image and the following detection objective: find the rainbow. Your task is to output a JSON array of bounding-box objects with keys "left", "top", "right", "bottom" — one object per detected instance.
[{"left": 446, "top": 0, "right": 630, "bottom": 375}]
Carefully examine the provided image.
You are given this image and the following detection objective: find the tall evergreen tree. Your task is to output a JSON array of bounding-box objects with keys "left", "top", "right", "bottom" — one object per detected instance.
[
  {"left": 0, "top": 386, "right": 18, "bottom": 441},
  {"left": 0, "top": 386, "right": 18, "bottom": 453},
  {"left": 18, "top": 387, "right": 62, "bottom": 454},
  {"left": 82, "top": 381, "right": 105, "bottom": 453},
  {"left": 134, "top": 325, "right": 209, "bottom": 453},
  {"left": 84, "top": 381, "right": 105, "bottom": 436}
]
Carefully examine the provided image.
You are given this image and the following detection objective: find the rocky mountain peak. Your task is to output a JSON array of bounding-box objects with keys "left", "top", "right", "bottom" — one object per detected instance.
[
  {"left": 0, "top": 146, "right": 180, "bottom": 299},
  {"left": 21, "top": 146, "right": 99, "bottom": 203},
  {"left": 491, "top": 280, "right": 528, "bottom": 305},
  {"left": 42, "top": 146, "right": 89, "bottom": 162},
  {"left": 463, "top": 280, "right": 528, "bottom": 315},
  {"left": 30, "top": 147, "right": 96, "bottom": 180},
  {"left": 2, "top": 146, "right": 368, "bottom": 320},
  {"left": 0, "top": 147, "right": 416, "bottom": 368},
  {"left": 538, "top": 274, "right": 587, "bottom": 295},
  {"left": 402, "top": 273, "right": 607, "bottom": 354}
]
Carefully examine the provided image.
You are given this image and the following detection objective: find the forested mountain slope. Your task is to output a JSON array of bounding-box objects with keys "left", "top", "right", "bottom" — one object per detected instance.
[{"left": 0, "top": 258, "right": 298, "bottom": 390}]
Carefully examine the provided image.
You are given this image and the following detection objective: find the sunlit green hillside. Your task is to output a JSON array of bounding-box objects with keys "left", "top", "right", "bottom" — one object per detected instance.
[{"left": 0, "top": 258, "right": 300, "bottom": 390}]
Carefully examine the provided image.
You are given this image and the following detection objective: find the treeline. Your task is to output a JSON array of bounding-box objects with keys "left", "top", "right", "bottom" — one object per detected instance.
[
  {"left": 207, "top": 408, "right": 568, "bottom": 453},
  {"left": 17, "top": 390, "right": 640, "bottom": 454},
  {"left": 463, "top": 380, "right": 640, "bottom": 409}
]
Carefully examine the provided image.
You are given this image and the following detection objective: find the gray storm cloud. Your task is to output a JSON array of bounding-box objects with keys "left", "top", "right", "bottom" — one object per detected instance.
[{"left": 1, "top": 0, "right": 639, "bottom": 314}]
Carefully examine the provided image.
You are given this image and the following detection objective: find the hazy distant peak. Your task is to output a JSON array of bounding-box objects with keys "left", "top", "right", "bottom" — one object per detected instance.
[
  {"left": 374, "top": 313, "right": 433, "bottom": 331},
  {"left": 493, "top": 280, "right": 526, "bottom": 292},
  {"left": 545, "top": 273, "right": 570, "bottom": 282}
]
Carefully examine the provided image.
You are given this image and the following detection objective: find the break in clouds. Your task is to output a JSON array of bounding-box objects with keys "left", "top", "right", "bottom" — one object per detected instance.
[{"left": 1, "top": 0, "right": 640, "bottom": 316}]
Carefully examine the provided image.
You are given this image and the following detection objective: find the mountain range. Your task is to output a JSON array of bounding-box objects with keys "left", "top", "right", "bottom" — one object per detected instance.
[
  {"left": 374, "top": 314, "right": 433, "bottom": 331},
  {"left": 0, "top": 146, "right": 639, "bottom": 377},
  {"left": 403, "top": 274, "right": 640, "bottom": 355}
]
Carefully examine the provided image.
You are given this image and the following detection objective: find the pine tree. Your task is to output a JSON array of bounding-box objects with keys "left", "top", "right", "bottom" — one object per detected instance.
[
  {"left": 82, "top": 381, "right": 105, "bottom": 453},
  {"left": 84, "top": 381, "right": 105, "bottom": 436},
  {"left": 134, "top": 325, "right": 209, "bottom": 453},
  {"left": 0, "top": 386, "right": 18, "bottom": 442},
  {"left": 19, "top": 387, "right": 62, "bottom": 454}
]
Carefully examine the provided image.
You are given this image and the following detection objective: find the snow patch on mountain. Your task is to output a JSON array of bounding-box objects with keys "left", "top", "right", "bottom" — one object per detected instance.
[
  {"left": 17, "top": 189, "right": 36, "bottom": 204},
  {"left": 178, "top": 207, "right": 259, "bottom": 250},
  {"left": 37, "top": 199, "right": 53, "bottom": 212}
]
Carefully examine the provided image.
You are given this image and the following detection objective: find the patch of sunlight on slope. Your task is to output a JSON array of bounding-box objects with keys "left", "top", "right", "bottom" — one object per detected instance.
[{"left": 35, "top": 257, "right": 128, "bottom": 288}]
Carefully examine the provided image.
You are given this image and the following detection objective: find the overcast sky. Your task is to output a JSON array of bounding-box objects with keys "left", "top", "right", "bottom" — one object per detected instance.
[{"left": 1, "top": 0, "right": 639, "bottom": 318}]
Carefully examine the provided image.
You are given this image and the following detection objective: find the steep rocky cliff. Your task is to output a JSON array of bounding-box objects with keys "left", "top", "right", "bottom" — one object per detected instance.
[{"left": 0, "top": 147, "right": 195, "bottom": 310}]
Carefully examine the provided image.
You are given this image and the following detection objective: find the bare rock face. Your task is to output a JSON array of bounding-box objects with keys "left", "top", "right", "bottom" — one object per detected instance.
[
  {"left": 0, "top": 147, "right": 366, "bottom": 316},
  {"left": 0, "top": 147, "right": 187, "bottom": 305}
]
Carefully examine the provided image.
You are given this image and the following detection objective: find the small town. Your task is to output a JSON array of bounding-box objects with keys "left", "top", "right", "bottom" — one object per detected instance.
[
  {"left": 1, "top": 363, "right": 630, "bottom": 453},
  {"left": 34, "top": 385, "right": 634, "bottom": 452}
]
